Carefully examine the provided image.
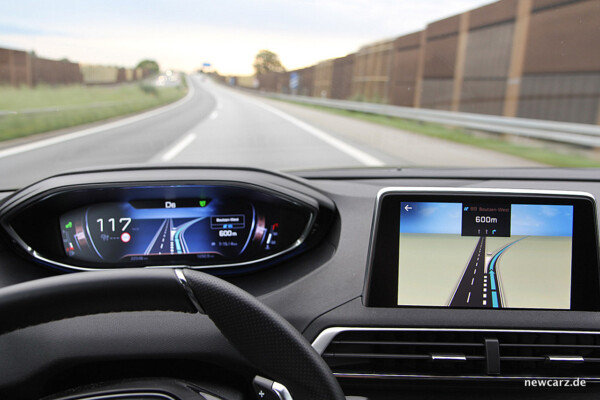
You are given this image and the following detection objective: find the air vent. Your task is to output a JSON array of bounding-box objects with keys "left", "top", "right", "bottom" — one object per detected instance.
[{"left": 316, "top": 328, "right": 600, "bottom": 380}]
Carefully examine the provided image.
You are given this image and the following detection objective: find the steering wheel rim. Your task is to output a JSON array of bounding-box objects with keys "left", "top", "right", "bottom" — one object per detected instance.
[{"left": 0, "top": 268, "right": 345, "bottom": 400}]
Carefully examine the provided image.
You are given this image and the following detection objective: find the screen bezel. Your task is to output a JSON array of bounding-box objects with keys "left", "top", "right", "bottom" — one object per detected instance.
[{"left": 365, "top": 189, "right": 600, "bottom": 311}]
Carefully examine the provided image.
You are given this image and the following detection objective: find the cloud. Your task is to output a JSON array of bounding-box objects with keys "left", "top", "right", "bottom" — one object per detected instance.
[
  {"left": 0, "top": 0, "right": 491, "bottom": 74},
  {"left": 420, "top": 206, "right": 437, "bottom": 217}
]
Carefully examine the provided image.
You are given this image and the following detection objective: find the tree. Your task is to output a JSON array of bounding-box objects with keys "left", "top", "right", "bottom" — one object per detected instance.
[
  {"left": 253, "top": 50, "right": 285, "bottom": 76},
  {"left": 136, "top": 59, "right": 160, "bottom": 74}
]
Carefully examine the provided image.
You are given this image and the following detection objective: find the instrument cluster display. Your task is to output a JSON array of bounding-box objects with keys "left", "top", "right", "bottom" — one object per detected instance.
[
  {"left": 1, "top": 168, "right": 336, "bottom": 274},
  {"left": 54, "top": 185, "right": 314, "bottom": 268}
]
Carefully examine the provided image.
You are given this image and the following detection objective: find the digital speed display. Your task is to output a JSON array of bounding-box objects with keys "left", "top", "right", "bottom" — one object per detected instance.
[{"left": 59, "top": 195, "right": 310, "bottom": 266}]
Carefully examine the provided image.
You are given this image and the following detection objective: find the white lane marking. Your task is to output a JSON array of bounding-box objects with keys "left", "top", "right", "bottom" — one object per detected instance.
[
  {"left": 483, "top": 293, "right": 487, "bottom": 298},
  {"left": 0, "top": 76, "right": 196, "bottom": 160},
  {"left": 471, "top": 278, "right": 474, "bottom": 286},
  {"left": 467, "top": 292, "right": 471, "bottom": 303},
  {"left": 474, "top": 269, "right": 477, "bottom": 274},
  {"left": 484, "top": 287, "right": 487, "bottom": 292},
  {"left": 152, "top": 81, "right": 220, "bottom": 163},
  {"left": 483, "top": 300, "right": 487, "bottom": 305},
  {"left": 247, "top": 98, "right": 384, "bottom": 166},
  {"left": 161, "top": 133, "right": 196, "bottom": 161}
]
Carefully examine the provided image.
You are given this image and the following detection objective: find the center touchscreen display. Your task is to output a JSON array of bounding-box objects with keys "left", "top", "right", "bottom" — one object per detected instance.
[{"left": 397, "top": 202, "right": 574, "bottom": 310}]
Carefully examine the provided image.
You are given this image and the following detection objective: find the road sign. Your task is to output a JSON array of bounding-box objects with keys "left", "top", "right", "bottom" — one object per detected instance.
[{"left": 289, "top": 72, "right": 299, "bottom": 90}]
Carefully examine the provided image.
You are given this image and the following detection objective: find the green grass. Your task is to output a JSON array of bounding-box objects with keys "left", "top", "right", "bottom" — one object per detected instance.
[
  {"left": 280, "top": 100, "right": 600, "bottom": 168},
  {"left": 0, "top": 82, "right": 187, "bottom": 142}
]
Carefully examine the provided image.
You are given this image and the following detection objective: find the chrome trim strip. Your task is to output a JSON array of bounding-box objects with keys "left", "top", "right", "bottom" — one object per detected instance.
[
  {"left": 312, "top": 327, "right": 348, "bottom": 354},
  {"left": 332, "top": 372, "right": 600, "bottom": 381},
  {"left": 375, "top": 187, "right": 596, "bottom": 201},
  {"left": 547, "top": 355, "right": 585, "bottom": 362},
  {"left": 311, "top": 327, "right": 600, "bottom": 355},
  {"left": 70, "top": 393, "right": 177, "bottom": 400},
  {"left": 174, "top": 268, "right": 204, "bottom": 314},
  {"left": 271, "top": 381, "right": 293, "bottom": 400},
  {"left": 431, "top": 354, "right": 467, "bottom": 361}
]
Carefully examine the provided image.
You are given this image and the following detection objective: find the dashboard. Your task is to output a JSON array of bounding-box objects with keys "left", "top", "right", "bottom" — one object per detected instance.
[{"left": 0, "top": 166, "right": 600, "bottom": 399}]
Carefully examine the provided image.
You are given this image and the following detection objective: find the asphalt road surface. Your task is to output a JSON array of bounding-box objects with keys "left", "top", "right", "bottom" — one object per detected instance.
[
  {"left": 0, "top": 75, "right": 540, "bottom": 189},
  {"left": 450, "top": 236, "right": 492, "bottom": 308},
  {"left": 145, "top": 219, "right": 171, "bottom": 255},
  {"left": 450, "top": 236, "right": 528, "bottom": 309}
]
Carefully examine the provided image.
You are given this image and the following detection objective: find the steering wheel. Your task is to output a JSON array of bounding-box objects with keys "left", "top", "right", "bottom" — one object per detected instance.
[{"left": 0, "top": 268, "right": 346, "bottom": 400}]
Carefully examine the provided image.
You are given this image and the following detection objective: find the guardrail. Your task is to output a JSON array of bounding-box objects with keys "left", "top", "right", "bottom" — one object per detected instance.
[{"left": 259, "top": 92, "right": 600, "bottom": 148}]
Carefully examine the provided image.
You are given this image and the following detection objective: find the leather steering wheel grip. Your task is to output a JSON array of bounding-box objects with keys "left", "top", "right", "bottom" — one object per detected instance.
[
  {"left": 182, "top": 269, "right": 346, "bottom": 400},
  {"left": 0, "top": 268, "right": 346, "bottom": 400}
]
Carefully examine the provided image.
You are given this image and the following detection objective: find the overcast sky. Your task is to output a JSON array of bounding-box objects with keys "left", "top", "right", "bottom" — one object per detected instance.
[{"left": 1, "top": 0, "right": 491, "bottom": 75}]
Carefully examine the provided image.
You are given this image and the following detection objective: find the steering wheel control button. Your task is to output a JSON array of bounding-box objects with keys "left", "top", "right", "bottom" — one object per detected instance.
[{"left": 252, "top": 376, "right": 289, "bottom": 400}]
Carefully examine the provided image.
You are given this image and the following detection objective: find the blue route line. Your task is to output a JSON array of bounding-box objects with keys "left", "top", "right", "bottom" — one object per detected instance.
[
  {"left": 174, "top": 229, "right": 182, "bottom": 254},
  {"left": 173, "top": 217, "right": 205, "bottom": 254},
  {"left": 487, "top": 237, "right": 528, "bottom": 308}
]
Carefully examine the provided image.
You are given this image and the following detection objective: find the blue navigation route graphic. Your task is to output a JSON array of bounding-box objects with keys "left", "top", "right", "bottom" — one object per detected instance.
[
  {"left": 398, "top": 202, "right": 574, "bottom": 309},
  {"left": 450, "top": 236, "right": 527, "bottom": 308}
]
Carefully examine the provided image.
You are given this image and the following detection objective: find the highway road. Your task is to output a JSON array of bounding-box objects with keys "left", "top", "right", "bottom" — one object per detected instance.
[
  {"left": 145, "top": 219, "right": 171, "bottom": 255},
  {"left": 0, "top": 75, "right": 540, "bottom": 189},
  {"left": 450, "top": 236, "right": 491, "bottom": 308},
  {"left": 450, "top": 236, "right": 528, "bottom": 309}
]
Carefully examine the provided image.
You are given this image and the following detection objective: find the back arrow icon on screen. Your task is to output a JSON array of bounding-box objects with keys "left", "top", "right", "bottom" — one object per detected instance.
[{"left": 404, "top": 205, "right": 413, "bottom": 211}]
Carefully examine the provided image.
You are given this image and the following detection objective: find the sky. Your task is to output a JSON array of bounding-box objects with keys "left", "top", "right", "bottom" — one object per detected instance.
[
  {"left": 511, "top": 204, "right": 573, "bottom": 237},
  {"left": 0, "top": 0, "right": 491, "bottom": 75},
  {"left": 400, "top": 202, "right": 463, "bottom": 235},
  {"left": 400, "top": 202, "right": 574, "bottom": 237}
]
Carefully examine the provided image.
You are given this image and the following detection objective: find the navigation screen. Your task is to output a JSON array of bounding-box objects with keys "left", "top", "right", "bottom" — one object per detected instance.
[{"left": 397, "top": 202, "right": 574, "bottom": 309}]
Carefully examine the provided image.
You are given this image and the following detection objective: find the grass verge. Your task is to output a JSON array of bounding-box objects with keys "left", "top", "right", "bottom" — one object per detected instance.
[
  {"left": 0, "top": 82, "right": 187, "bottom": 142},
  {"left": 278, "top": 100, "right": 600, "bottom": 168}
]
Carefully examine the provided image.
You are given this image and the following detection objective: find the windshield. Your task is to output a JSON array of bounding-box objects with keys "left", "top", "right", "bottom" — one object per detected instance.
[{"left": 1, "top": 0, "right": 599, "bottom": 188}]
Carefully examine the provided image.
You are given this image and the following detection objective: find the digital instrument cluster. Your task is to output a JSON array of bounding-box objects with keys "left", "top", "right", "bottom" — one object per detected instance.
[
  {"left": 60, "top": 197, "right": 288, "bottom": 265},
  {"left": 1, "top": 170, "right": 334, "bottom": 273}
]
